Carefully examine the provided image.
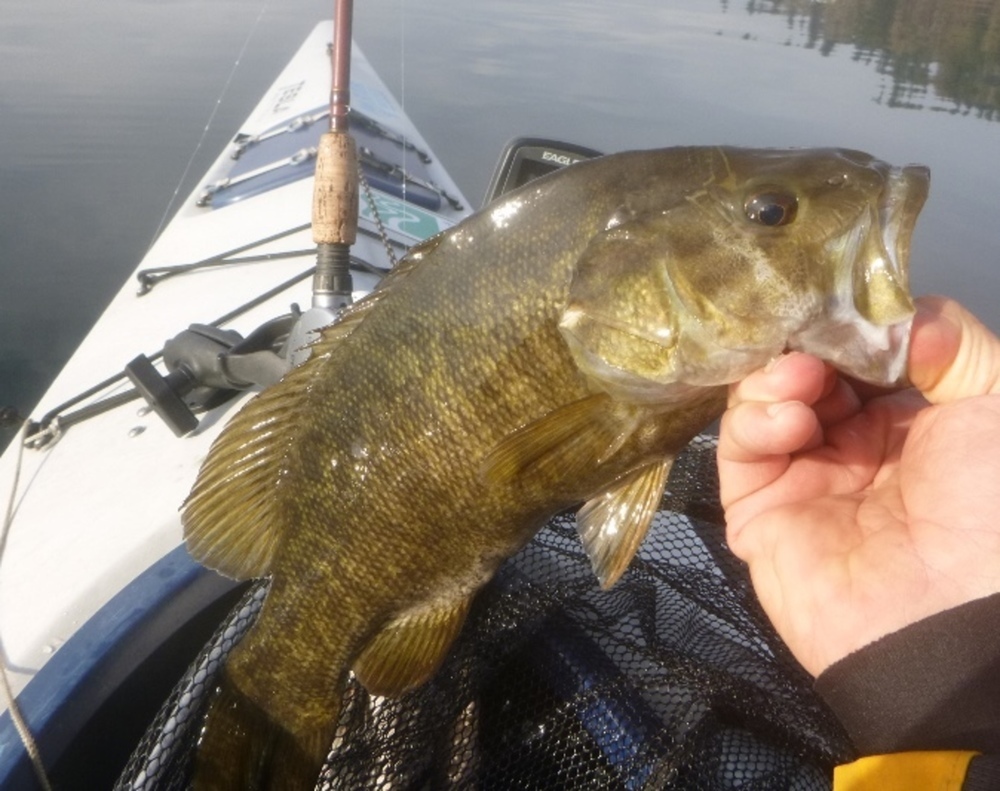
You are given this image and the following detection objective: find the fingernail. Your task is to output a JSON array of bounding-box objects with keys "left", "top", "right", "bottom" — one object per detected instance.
[{"left": 764, "top": 354, "right": 786, "bottom": 374}]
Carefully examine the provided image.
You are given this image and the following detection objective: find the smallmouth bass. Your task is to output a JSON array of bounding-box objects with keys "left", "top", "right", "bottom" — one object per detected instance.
[{"left": 183, "top": 146, "right": 928, "bottom": 788}]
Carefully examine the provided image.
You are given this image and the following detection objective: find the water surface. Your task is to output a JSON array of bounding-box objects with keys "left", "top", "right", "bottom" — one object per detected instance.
[{"left": 2, "top": 0, "right": 998, "bottom": 446}]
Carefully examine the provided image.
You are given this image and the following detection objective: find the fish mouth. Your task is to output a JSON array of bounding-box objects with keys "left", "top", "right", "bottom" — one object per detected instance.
[
  {"left": 790, "top": 162, "right": 930, "bottom": 387},
  {"left": 860, "top": 163, "right": 930, "bottom": 385},
  {"left": 855, "top": 162, "right": 932, "bottom": 327}
]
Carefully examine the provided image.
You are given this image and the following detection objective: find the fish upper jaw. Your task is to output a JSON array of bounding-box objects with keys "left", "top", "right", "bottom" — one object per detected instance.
[{"left": 878, "top": 164, "right": 930, "bottom": 298}]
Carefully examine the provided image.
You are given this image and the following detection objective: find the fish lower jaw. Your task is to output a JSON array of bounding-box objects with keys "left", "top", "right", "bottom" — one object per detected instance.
[{"left": 787, "top": 313, "right": 912, "bottom": 387}]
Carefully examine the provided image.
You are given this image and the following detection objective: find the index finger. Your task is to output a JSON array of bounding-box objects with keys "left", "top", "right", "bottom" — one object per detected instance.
[{"left": 717, "top": 353, "right": 827, "bottom": 510}]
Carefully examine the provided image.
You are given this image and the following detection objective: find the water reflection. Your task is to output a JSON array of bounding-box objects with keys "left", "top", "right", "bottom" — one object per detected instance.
[{"left": 745, "top": 0, "right": 1000, "bottom": 120}]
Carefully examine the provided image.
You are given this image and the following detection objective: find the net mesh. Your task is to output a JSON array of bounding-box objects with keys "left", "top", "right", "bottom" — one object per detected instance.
[{"left": 116, "top": 435, "right": 854, "bottom": 790}]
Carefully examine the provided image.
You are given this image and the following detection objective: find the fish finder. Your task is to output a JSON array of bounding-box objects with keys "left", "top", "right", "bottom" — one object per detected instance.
[{"left": 483, "top": 137, "right": 602, "bottom": 207}]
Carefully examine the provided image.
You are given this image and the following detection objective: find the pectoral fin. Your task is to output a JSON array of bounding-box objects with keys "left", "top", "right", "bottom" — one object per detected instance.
[
  {"left": 481, "top": 393, "right": 640, "bottom": 486},
  {"left": 352, "top": 597, "right": 472, "bottom": 697},
  {"left": 578, "top": 458, "right": 673, "bottom": 589}
]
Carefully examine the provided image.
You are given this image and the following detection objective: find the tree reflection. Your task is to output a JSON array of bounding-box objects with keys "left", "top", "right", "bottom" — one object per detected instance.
[{"left": 744, "top": 0, "right": 1000, "bottom": 121}]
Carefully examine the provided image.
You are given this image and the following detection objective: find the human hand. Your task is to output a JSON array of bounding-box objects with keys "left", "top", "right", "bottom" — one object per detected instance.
[{"left": 718, "top": 296, "right": 1000, "bottom": 677}]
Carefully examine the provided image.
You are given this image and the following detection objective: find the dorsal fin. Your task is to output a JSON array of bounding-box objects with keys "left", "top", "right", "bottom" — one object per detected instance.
[
  {"left": 182, "top": 365, "right": 314, "bottom": 578},
  {"left": 183, "top": 251, "right": 426, "bottom": 578},
  {"left": 301, "top": 247, "right": 428, "bottom": 356}
]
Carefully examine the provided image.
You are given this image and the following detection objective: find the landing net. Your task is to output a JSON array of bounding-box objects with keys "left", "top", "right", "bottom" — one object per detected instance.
[{"left": 116, "top": 435, "right": 852, "bottom": 790}]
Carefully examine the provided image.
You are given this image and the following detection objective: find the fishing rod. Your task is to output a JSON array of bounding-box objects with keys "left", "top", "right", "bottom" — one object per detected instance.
[
  {"left": 312, "top": 0, "right": 358, "bottom": 312},
  {"left": 282, "top": 0, "right": 358, "bottom": 365}
]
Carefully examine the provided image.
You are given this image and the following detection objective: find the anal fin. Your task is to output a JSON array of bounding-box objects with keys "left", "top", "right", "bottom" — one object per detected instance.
[
  {"left": 352, "top": 597, "right": 472, "bottom": 697},
  {"left": 578, "top": 458, "right": 673, "bottom": 589}
]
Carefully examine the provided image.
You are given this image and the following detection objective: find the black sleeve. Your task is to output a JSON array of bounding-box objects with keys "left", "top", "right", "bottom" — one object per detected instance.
[
  {"left": 814, "top": 591, "right": 1000, "bottom": 759},
  {"left": 965, "top": 755, "right": 1000, "bottom": 791}
]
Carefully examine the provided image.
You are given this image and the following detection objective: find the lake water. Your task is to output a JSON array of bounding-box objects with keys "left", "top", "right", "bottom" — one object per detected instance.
[{"left": 2, "top": 0, "right": 999, "bottom": 447}]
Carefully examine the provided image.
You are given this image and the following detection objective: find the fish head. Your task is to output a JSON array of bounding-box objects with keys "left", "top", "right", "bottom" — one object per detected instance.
[{"left": 559, "top": 147, "right": 930, "bottom": 400}]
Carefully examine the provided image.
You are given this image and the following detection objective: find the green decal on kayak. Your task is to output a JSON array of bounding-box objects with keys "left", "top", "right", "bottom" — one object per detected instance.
[{"left": 361, "top": 192, "right": 452, "bottom": 242}]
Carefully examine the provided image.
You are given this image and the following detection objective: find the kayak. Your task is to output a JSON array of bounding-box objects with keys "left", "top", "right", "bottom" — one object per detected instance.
[{"left": 0, "top": 21, "right": 468, "bottom": 788}]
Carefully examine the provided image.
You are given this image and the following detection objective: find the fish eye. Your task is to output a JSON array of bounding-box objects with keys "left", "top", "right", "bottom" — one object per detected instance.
[{"left": 744, "top": 191, "right": 798, "bottom": 227}]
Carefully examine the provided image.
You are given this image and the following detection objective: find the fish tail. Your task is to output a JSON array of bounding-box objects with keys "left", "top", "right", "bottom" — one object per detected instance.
[{"left": 192, "top": 671, "right": 334, "bottom": 791}]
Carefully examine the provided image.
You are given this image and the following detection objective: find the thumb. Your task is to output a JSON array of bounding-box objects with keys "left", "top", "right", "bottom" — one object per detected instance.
[{"left": 908, "top": 295, "right": 1000, "bottom": 403}]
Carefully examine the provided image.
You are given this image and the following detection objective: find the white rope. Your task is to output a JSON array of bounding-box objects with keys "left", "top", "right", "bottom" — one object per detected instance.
[
  {"left": 399, "top": 0, "right": 408, "bottom": 204},
  {"left": 145, "top": 0, "right": 271, "bottom": 252},
  {"left": 0, "top": 421, "right": 52, "bottom": 791}
]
